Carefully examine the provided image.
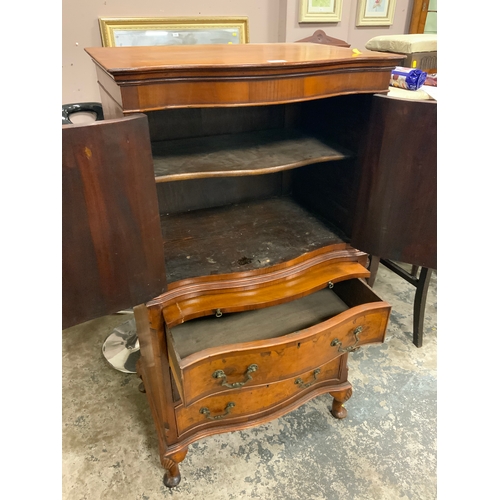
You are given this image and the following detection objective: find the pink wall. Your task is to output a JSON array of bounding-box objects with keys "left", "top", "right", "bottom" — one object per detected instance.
[
  {"left": 62, "top": 0, "right": 412, "bottom": 104},
  {"left": 62, "top": 0, "right": 281, "bottom": 104},
  {"left": 283, "top": 1, "right": 412, "bottom": 48}
]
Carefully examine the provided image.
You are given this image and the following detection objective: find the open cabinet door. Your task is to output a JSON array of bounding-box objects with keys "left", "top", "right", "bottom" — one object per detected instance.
[
  {"left": 62, "top": 114, "right": 167, "bottom": 329},
  {"left": 351, "top": 94, "right": 437, "bottom": 270}
]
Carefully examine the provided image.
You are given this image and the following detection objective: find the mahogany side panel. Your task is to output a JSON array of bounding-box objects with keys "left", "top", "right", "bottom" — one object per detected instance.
[
  {"left": 351, "top": 95, "right": 437, "bottom": 269},
  {"left": 95, "top": 65, "right": 124, "bottom": 119},
  {"left": 62, "top": 115, "right": 167, "bottom": 329}
]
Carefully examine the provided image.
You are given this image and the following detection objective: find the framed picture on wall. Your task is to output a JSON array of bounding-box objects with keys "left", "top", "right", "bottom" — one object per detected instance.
[
  {"left": 356, "top": 0, "right": 397, "bottom": 26},
  {"left": 299, "top": 0, "right": 343, "bottom": 23},
  {"left": 98, "top": 17, "right": 249, "bottom": 47}
]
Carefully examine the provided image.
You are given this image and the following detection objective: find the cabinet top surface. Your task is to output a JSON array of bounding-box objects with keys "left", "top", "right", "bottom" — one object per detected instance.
[{"left": 85, "top": 43, "right": 403, "bottom": 75}]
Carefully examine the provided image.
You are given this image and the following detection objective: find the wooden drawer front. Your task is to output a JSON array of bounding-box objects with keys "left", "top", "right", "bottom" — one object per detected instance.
[
  {"left": 170, "top": 281, "right": 390, "bottom": 406},
  {"left": 161, "top": 254, "right": 369, "bottom": 329},
  {"left": 175, "top": 356, "right": 345, "bottom": 436}
]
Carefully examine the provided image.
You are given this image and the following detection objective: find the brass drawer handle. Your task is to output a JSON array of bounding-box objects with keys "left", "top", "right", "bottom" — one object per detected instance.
[
  {"left": 331, "top": 326, "right": 363, "bottom": 353},
  {"left": 294, "top": 368, "right": 321, "bottom": 389},
  {"left": 199, "top": 402, "right": 235, "bottom": 420},
  {"left": 212, "top": 364, "right": 258, "bottom": 389}
]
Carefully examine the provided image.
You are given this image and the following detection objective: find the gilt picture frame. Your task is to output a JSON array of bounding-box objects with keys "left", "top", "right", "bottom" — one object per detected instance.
[
  {"left": 356, "top": 0, "right": 397, "bottom": 27},
  {"left": 98, "top": 17, "right": 249, "bottom": 47},
  {"left": 299, "top": 0, "right": 343, "bottom": 23}
]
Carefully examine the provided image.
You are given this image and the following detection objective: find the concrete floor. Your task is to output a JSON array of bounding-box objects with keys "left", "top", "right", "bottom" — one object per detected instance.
[{"left": 62, "top": 264, "right": 437, "bottom": 500}]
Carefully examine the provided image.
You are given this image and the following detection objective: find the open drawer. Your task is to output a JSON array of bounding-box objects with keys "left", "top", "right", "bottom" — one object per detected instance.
[{"left": 166, "top": 278, "right": 391, "bottom": 406}]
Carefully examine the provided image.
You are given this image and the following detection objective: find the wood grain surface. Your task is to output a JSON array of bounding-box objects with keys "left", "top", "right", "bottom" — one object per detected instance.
[
  {"left": 86, "top": 43, "right": 404, "bottom": 75},
  {"left": 62, "top": 115, "right": 167, "bottom": 329},
  {"left": 351, "top": 95, "right": 437, "bottom": 269},
  {"left": 86, "top": 43, "right": 404, "bottom": 110},
  {"left": 174, "top": 356, "right": 346, "bottom": 435},
  {"left": 170, "top": 288, "right": 389, "bottom": 406}
]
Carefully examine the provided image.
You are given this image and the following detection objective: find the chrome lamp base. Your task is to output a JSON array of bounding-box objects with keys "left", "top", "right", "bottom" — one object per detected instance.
[{"left": 102, "top": 315, "right": 140, "bottom": 374}]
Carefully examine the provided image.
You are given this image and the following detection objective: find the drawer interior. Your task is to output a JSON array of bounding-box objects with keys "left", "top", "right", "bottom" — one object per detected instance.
[{"left": 170, "top": 279, "right": 380, "bottom": 359}]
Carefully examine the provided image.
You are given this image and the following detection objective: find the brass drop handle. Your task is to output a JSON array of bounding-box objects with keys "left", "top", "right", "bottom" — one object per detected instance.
[
  {"left": 212, "top": 364, "right": 258, "bottom": 388},
  {"left": 294, "top": 368, "right": 321, "bottom": 389},
  {"left": 200, "top": 402, "right": 235, "bottom": 420},
  {"left": 331, "top": 326, "right": 363, "bottom": 353}
]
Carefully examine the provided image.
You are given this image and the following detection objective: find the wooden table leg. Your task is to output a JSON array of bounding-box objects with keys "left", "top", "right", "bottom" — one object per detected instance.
[
  {"left": 367, "top": 255, "right": 380, "bottom": 287},
  {"left": 413, "top": 267, "right": 432, "bottom": 348},
  {"left": 330, "top": 384, "right": 353, "bottom": 419}
]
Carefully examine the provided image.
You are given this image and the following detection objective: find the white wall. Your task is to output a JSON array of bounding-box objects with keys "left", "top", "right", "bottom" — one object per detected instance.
[{"left": 62, "top": 0, "right": 412, "bottom": 104}]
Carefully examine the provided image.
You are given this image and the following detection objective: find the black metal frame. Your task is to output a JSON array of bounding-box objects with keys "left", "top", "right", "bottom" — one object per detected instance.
[{"left": 62, "top": 102, "right": 104, "bottom": 124}]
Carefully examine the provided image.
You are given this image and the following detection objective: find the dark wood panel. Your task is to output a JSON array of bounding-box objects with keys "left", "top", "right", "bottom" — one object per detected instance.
[
  {"left": 290, "top": 94, "right": 377, "bottom": 238},
  {"left": 156, "top": 174, "right": 284, "bottom": 215},
  {"left": 161, "top": 196, "right": 347, "bottom": 283},
  {"left": 351, "top": 95, "right": 437, "bottom": 269},
  {"left": 147, "top": 105, "right": 286, "bottom": 142},
  {"left": 291, "top": 160, "right": 357, "bottom": 239},
  {"left": 333, "top": 277, "right": 383, "bottom": 308},
  {"left": 298, "top": 94, "right": 375, "bottom": 153},
  {"left": 152, "top": 129, "right": 350, "bottom": 181},
  {"left": 62, "top": 115, "right": 167, "bottom": 329}
]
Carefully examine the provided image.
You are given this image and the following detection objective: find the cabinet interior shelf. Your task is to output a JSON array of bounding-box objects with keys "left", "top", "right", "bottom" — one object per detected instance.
[
  {"left": 152, "top": 128, "right": 350, "bottom": 182},
  {"left": 161, "top": 197, "right": 347, "bottom": 284}
]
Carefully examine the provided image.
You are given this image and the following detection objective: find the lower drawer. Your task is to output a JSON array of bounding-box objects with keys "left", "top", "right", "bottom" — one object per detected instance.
[
  {"left": 167, "top": 278, "right": 391, "bottom": 406},
  {"left": 175, "top": 355, "right": 346, "bottom": 436}
]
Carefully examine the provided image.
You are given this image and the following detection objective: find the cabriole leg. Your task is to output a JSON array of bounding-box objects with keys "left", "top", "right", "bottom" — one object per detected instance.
[
  {"left": 162, "top": 448, "right": 188, "bottom": 488},
  {"left": 330, "top": 385, "right": 353, "bottom": 419}
]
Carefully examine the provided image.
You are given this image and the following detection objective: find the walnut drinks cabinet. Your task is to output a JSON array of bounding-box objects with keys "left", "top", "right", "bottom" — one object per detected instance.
[{"left": 71, "top": 44, "right": 404, "bottom": 487}]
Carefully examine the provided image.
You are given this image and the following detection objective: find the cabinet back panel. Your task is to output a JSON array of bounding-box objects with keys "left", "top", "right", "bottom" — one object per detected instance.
[
  {"left": 291, "top": 159, "right": 357, "bottom": 240},
  {"left": 156, "top": 174, "right": 284, "bottom": 215},
  {"left": 147, "top": 105, "right": 295, "bottom": 142},
  {"left": 298, "top": 94, "right": 374, "bottom": 153}
]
